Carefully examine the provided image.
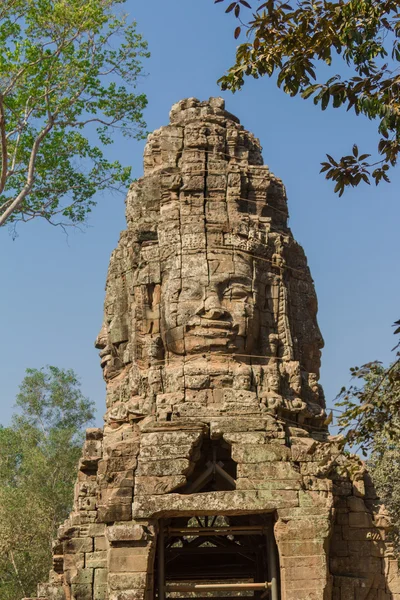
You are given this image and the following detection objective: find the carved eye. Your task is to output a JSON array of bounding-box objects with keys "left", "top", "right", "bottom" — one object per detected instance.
[{"left": 225, "top": 285, "right": 250, "bottom": 300}]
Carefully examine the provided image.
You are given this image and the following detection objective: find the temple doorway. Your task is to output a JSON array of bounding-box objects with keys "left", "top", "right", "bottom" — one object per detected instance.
[{"left": 155, "top": 513, "right": 280, "bottom": 599}]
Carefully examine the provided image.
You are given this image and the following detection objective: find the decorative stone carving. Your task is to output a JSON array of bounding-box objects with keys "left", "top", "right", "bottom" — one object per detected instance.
[
  {"left": 28, "top": 98, "right": 400, "bottom": 600},
  {"left": 95, "top": 96, "right": 326, "bottom": 430}
]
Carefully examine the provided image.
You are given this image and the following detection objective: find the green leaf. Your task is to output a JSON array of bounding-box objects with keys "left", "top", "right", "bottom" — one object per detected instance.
[
  {"left": 226, "top": 2, "right": 237, "bottom": 13},
  {"left": 321, "top": 91, "right": 330, "bottom": 110}
]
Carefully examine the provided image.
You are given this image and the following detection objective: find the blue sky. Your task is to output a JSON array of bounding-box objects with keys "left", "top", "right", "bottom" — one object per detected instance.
[{"left": 1, "top": 0, "right": 399, "bottom": 429}]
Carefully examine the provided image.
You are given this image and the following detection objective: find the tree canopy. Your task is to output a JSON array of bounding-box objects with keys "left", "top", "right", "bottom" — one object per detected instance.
[
  {"left": 368, "top": 411, "right": 400, "bottom": 554},
  {"left": 0, "top": 0, "right": 149, "bottom": 229},
  {"left": 336, "top": 322, "right": 400, "bottom": 452},
  {"left": 0, "top": 366, "right": 94, "bottom": 600},
  {"left": 216, "top": 0, "right": 400, "bottom": 195}
]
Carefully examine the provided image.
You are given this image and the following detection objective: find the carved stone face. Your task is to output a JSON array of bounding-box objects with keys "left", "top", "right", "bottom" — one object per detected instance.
[{"left": 160, "top": 252, "right": 261, "bottom": 356}]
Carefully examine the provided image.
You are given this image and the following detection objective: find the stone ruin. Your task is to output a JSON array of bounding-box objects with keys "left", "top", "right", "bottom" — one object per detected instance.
[{"left": 27, "top": 98, "right": 400, "bottom": 600}]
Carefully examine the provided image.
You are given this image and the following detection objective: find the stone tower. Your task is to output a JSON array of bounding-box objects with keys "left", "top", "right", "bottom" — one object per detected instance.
[{"left": 28, "top": 98, "right": 400, "bottom": 600}]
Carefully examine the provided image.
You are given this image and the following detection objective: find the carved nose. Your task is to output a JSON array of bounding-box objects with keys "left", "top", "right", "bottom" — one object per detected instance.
[
  {"left": 95, "top": 329, "right": 106, "bottom": 350},
  {"left": 199, "top": 295, "right": 227, "bottom": 319}
]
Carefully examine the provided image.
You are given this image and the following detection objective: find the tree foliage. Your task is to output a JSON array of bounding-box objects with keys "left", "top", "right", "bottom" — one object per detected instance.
[
  {"left": 0, "top": 0, "right": 149, "bottom": 228},
  {"left": 336, "top": 321, "right": 400, "bottom": 452},
  {"left": 368, "top": 415, "right": 400, "bottom": 553},
  {"left": 216, "top": 0, "right": 400, "bottom": 194},
  {"left": 0, "top": 366, "right": 94, "bottom": 600},
  {"left": 333, "top": 324, "right": 400, "bottom": 546}
]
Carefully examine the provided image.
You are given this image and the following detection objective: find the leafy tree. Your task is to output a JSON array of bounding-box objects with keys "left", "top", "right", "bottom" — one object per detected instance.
[
  {"left": 368, "top": 415, "right": 400, "bottom": 553},
  {"left": 215, "top": 0, "right": 400, "bottom": 195},
  {"left": 333, "top": 327, "right": 400, "bottom": 547},
  {"left": 336, "top": 358, "right": 400, "bottom": 452},
  {"left": 0, "top": 0, "right": 149, "bottom": 229},
  {"left": 335, "top": 322, "right": 400, "bottom": 452},
  {"left": 0, "top": 366, "right": 94, "bottom": 600}
]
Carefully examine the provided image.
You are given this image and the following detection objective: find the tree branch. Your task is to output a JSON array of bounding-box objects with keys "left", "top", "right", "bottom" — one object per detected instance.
[
  {"left": 9, "top": 550, "right": 26, "bottom": 597},
  {"left": 0, "top": 94, "right": 8, "bottom": 194},
  {"left": 0, "top": 118, "right": 54, "bottom": 226}
]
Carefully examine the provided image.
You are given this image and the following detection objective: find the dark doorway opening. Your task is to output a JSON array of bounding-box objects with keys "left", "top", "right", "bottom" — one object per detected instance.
[
  {"left": 182, "top": 438, "right": 237, "bottom": 494},
  {"left": 155, "top": 514, "right": 279, "bottom": 599}
]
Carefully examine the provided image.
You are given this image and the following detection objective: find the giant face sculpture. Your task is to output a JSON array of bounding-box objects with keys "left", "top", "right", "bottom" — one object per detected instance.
[
  {"left": 97, "top": 97, "right": 326, "bottom": 426},
  {"left": 160, "top": 251, "right": 261, "bottom": 356}
]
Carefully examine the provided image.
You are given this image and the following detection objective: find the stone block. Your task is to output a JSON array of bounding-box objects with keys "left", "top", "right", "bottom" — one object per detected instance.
[
  {"left": 133, "top": 489, "right": 299, "bottom": 519},
  {"left": 71, "top": 584, "right": 93, "bottom": 600},
  {"left": 109, "top": 592, "right": 147, "bottom": 600},
  {"left": 135, "top": 458, "right": 191, "bottom": 477},
  {"left": 36, "top": 583, "right": 65, "bottom": 600},
  {"left": 284, "top": 592, "right": 328, "bottom": 600},
  {"left": 236, "top": 478, "right": 301, "bottom": 491},
  {"left": 97, "top": 457, "right": 138, "bottom": 475},
  {"left": 350, "top": 539, "right": 384, "bottom": 558},
  {"left": 140, "top": 430, "right": 202, "bottom": 446},
  {"left": 281, "top": 555, "right": 327, "bottom": 569},
  {"left": 331, "top": 556, "right": 382, "bottom": 576},
  {"left": 78, "top": 496, "right": 97, "bottom": 511},
  {"left": 107, "top": 524, "right": 149, "bottom": 543},
  {"left": 284, "top": 577, "right": 327, "bottom": 591},
  {"left": 342, "top": 527, "right": 384, "bottom": 542},
  {"left": 210, "top": 417, "right": 278, "bottom": 435},
  {"left": 330, "top": 536, "right": 349, "bottom": 558},
  {"left": 109, "top": 547, "right": 152, "bottom": 573},
  {"left": 64, "top": 553, "right": 85, "bottom": 573},
  {"left": 70, "top": 569, "right": 93, "bottom": 585},
  {"left": 98, "top": 470, "right": 134, "bottom": 488},
  {"left": 333, "top": 481, "right": 353, "bottom": 496},
  {"left": 97, "top": 504, "right": 132, "bottom": 523},
  {"left": 88, "top": 524, "right": 106, "bottom": 537},
  {"left": 93, "top": 585, "right": 108, "bottom": 600},
  {"left": 95, "top": 536, "right": 109, "bottom": 551},
  {"left": 231, "top": 443, "right": 290, "bottom": 463},
  {"left": 299, "top": 490, "right": 333, "bottom": 509},
  {"left": 108, "top": 573, "right": 147, "bottom": 591},
  {"left": 290, "top": 437, "right": 317, "bottom": 461},
  {"left": 275, "top": 517, "right": 331, "bottom": 542},
  {"left": 134, "top": 475, "right": 186, "bottom": 495},
  {"left": 282, "top": 564, "right": 327, "bottom": 581},
  {"left": 139, "top": 442, "right": 195, "bottom": 460},
  {"left": 94, "top": 569, "right": 108, "bottom": 585},
  {"left": 238, "top": 462, "right": 301, "bottom": 481},
  {"left": 86, "top": 428, "right": 103, "bottom": 441},
  {"left": 336, "top": 512, "right": 349, "bottom": 526},
  {"left": 386, "top": 558, "right": 400, "bottom": 594},
  {"left": 349, "top": 512, "right": 374, "bottom": 528},
  {"left": 278, "top": 506, "right": 334, "bottom": 518},
  {"left": 86, "top": 551, "right": 108, "bottom": 569},
  {"left": 347, "top": 496, "right": 368, "bottom": 512},
  {"left": 103, "top": 441, "right": 140, "bottom": 459},
  {"left": 83, "top": 440, "right": 103, "bottom": 458},
  {"left": 64, "top": 538, "right": 93, "bottom": 554},
  {"left": 222, "top": 431, "right": 269, "bottom": 444},
  {"left": 99, "top": 487, "right": 133, "bottom": 506},
  {"left": 304, "top": 477, "right": 333, "bottom": 492}
]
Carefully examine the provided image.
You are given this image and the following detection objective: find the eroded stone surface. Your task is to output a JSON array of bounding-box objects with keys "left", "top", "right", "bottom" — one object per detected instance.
[{"left": 29, "top": 98, "right": 400, "bottom": 600}]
